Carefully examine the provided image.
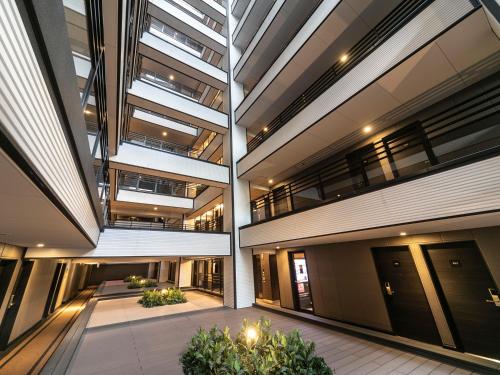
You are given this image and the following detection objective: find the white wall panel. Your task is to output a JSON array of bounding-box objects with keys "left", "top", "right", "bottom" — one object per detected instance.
[
  {"left": 25, "top": 228, "right": 231, "bottom": 258},
  {"left": 183, "top": 0, "right": 226, "bottom": 24},
  {"left": 240, "top": 156, "right": 500, "bottom": 247},
  {"left": 116, "top": 189, "right": 193, "bottom": 209},
  {"left": 133, "top": 108, "right": 198, "bottom": 136},
  {"left": 0, "top": 1, "right": 100, "bottom": 244},
  {"left": 110, "top": 142, "right": 229, "bottom": 187},
  {"left": 148, "top": 0, "right": 226, "bottom": 54},
  {"left": 128, "top": 80, "right": 228, "bottom": 132},
  {"left": 237, "top": 0, "right": 474, "bottom": 177},
  {"left": 140, "top": 32, "right": 227, "bottom": 90}
]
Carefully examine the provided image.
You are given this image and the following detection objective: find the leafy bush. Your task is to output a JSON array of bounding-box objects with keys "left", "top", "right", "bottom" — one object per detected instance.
[
  {"left": 180, "top": 317, "right": 332, "bottom": 375},
  {"left": 127, "top": 278, "right": 158, "bottom": 289},
  {"left": 124, "top": 275, "right": 142, "bottom": 282},
  {"left": 138, "top": 288, "right": 187, "bottom": 307}
]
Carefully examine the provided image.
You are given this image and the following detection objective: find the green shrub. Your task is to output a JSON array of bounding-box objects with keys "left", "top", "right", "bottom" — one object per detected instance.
[
  {"left": 124, "top": 275, "right": 142, "bottom": 282},
  {"left": 138, "top": 288, "right": 187, "bottom": 307},
  {"left": 127, "top": 278, "right": 158, "bottom": 289},
  {"left": 180, "top": 317, "right": 332, "bottom": 375}
]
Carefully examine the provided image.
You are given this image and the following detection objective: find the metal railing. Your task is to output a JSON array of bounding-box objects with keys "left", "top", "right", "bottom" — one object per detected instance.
[
  {"left": 107, "top": 217, "right": 224, "bottom": 232},
  {"left": 250, "top": 82, "right": 500, "bottom": 223},
  {"left": 126, "top": 131, "right": 197, "bottom": 156},
  {"left": 246, "top": 0, "right": 438, "bottom": 153},
  {"left": 118, "top": 171, "right": 207, "bottom": 198},
  {"left": 140, "top": 70, "right": 201, "bottom": 101}
]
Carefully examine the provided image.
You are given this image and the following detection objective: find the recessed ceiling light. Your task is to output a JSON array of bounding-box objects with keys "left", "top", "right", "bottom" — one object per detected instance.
[
  {"left": 268, "top": 179, "right": 273, "bottom": 184},
  {"left": 276, "top": 246, "right": 280, "bottom": 250},
  {"left": 400, "top": 232, "right": 407, "bottom": 236},
  {"left": 340, "top": 54, "right": 348, "bottom": 63},
  {"left": 169, "top": 74, "right": 175, "bottom": 80},
  {"left": 36, "top": 243, "right": 45, "bottom": 248},
  {"left": 84, "top": 109, "right": 91, "bottom": 115},
  {"left": 263, "top": 127, "right": 268, "bottom": 132},
  {"left": 363, "top": 125, "right": 373, "bottom": 134},
  {"left": 154, "top": 207, "right": 158, "bottom": 211},
  {"left": 162, "top": 131, "right": 167, "bottom": 137}
]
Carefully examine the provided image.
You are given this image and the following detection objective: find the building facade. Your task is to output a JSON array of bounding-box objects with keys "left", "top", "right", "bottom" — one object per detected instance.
[{"left": 1, "top": 0, "right": 500, "bottom": 363}]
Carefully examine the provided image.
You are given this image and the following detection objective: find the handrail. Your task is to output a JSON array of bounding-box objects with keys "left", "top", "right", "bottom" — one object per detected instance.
[
  {"left": 250, "top": 82, "right": 500, "bottom": 223},
  {"left": 126, "top": 131, "right": 199, "bottom": 156},
  {"left": 117, "top": 171, "right": 208, "bottom": 198},
  {"left": 245, "top": 0, "right": 437, "bottom": 153},
  {"left": 107, "top": 217, "right": 224, "bottom": 232}
]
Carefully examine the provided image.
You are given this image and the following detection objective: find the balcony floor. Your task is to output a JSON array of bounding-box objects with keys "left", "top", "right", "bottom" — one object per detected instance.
[{"left": 67, "top": 305, "right": 485, "bottom": 375}]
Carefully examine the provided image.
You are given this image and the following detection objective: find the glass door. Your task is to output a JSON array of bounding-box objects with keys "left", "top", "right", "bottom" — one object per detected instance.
[{"left": 289, "top": 251, "right": 313, "bottom": 312}]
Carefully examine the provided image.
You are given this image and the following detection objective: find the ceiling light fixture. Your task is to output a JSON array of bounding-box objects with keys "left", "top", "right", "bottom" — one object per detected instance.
[
  {"left": 363, "top": 125, "right": 373, "bottom": 134},
  {"left": 400, "top": 232, "right": 407, "bottom": 236},
  {"left": 162, "top": 131, "right": 167, "bottom": 137},
  {"left": 154, "top": 207, "right": 158, "bottom": 211},
  {"left": 36, "top": 243, "right": 45, "bottom": 248},
  {"left": 263, "top": 127, "right": 268, "bottom": 132},
  {"left": 276, "top": 246, "right": 280, "bottom": 250},
  {"left": 268, "top": 179, "right": 273, "bottom": 184},
  {"left": 84, "top": 109, "right": 91, "bottom": 115},
  {"left": 169, "top": 74, "right": 175, "bottom": 80},
  {"left": 340, "top": 54, "right": 348, "bottom": 63}
]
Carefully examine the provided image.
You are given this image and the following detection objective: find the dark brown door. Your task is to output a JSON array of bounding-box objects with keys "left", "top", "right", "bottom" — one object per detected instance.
[
  {"left": 423, "top": 242, "right": 500, "bottom": 359},
  {"left": 0, "top": 260, "right": 34, "bottom": 349},
  {"left": 43, "top": 263, "right": 66, "bottom": 317},
  {"left": 372, "top": 246, "right": 441, "bottom": 345},
  {"left": 253, "top": 255, "right": 263, "bottom": 299},
  {"left": 0, "top": 260, "right": 17, "bottom": 310}
]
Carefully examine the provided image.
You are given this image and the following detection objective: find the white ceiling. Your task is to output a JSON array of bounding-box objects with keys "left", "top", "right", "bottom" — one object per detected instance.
[
  {"left": 0, "top": 148, "right": 94, "bottom": 249},
  {"left": 241, "top": 10, "right": 500, "bottom": 187}
]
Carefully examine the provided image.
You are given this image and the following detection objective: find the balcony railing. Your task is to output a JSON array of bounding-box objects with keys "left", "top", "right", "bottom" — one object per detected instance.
[
  {"left": 107, "top": 217, "right": 224, "bottom": 232},
  {"left": 245, "top": 0, "right": 443, "bottom": 153},
  {"left": 250, "top": 81, "right": 500, "bottom": 224},
  {"left": 150, "top": 17, "right": 204, "bottom": 57},
  {"left": 140, "top": 70, "right": 202, "bottom": 101},
  {"left": 126, "top": 131, "right": 197, "bottom": 156},
  {"left": 118, "top": 171, "right": 207, "bottom": 198}
]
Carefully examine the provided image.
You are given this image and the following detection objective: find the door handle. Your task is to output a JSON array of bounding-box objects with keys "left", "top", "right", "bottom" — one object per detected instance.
[
  {"left": 384, "top": 282, "right": 395, "bottom": 296},
  {"left": 486, "top": 288, "right": 500, "bottom": 307},
  {"left": 8, "top": 294, "right": 15, "bottom": 308}
]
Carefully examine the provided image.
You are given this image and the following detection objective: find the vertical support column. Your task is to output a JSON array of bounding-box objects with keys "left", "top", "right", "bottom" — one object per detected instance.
[
  {"left": 408, "top": 243, "right": 456, "bottom": 348},
  {"left": 178, "top": 259, "right": 193, "bottom": 288},
  {"left": 222, "top": 0, "right": 254, "bottom": 309},
  {"left": 147, "top": 262, "right": 156, "bottom": 279},
  {"left": 158, "top": 260, "right": 169, "bottom": 283}
]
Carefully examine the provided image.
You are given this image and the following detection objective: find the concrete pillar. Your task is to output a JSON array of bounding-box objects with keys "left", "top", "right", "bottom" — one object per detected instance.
[
  {"left": 178, "top": 259, "right": 193, "bottom": 288},
  {"left": 147, "top": 262, "right": 157, "bottom": 279},
  {"left": 222, "top": 1, "right": 255, "bottom": 309},
  {"left": 158, "top": 260, "right": 169, "bottom": 283}
]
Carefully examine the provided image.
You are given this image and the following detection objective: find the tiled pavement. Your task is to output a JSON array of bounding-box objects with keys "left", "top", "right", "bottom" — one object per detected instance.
[{"left": 67, "top": 306, "right": 486, "bottom": 375}]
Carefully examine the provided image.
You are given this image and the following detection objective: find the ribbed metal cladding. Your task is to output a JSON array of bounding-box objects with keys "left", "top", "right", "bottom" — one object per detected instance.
[
  {"left": 25, "top": 229, "right": 231, "bottom": 258},
  {"left": 240, "top": 156, "right": 500, "bottom": 248},
  {"left": 0, "top": 1, "right": 100, "bottom": 243},
  {"left": 237, "top": 0, "right": 475, "bottom": 176}
]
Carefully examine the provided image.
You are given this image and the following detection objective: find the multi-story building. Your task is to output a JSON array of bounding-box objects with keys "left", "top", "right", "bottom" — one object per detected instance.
[{"left": 1, "top": 0, "right": 500, "bottom": 370}]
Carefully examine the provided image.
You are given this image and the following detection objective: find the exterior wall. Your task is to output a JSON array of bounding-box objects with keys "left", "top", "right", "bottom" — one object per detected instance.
[
  {"left": 87, "top": 263, "right": 150, "bottom": 285},
  {"left": 272, "top": 226, "right": 500, "bottom": 347},
  {"left": 0, "top": 0, "right": 100, "bottom": 244},
  {"left": 9, "top": 259, "right": 58, "bottom": 343}
]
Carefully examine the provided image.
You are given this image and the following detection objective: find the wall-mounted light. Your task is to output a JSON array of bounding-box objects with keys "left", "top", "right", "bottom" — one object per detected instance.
[{"left": 363, "top": 125, "right": 373, "bottom": 134}]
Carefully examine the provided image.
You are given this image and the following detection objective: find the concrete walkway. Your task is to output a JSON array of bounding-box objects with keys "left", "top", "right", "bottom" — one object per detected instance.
[
  {"left": 0, "top": 289, "right": 93, "bottom": 375},
  {"left": 87, "top": 291, "right": 222, "bottom": 328},
  {"left": 67, "top": 306, "right": 486, "bottom": 375}
]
